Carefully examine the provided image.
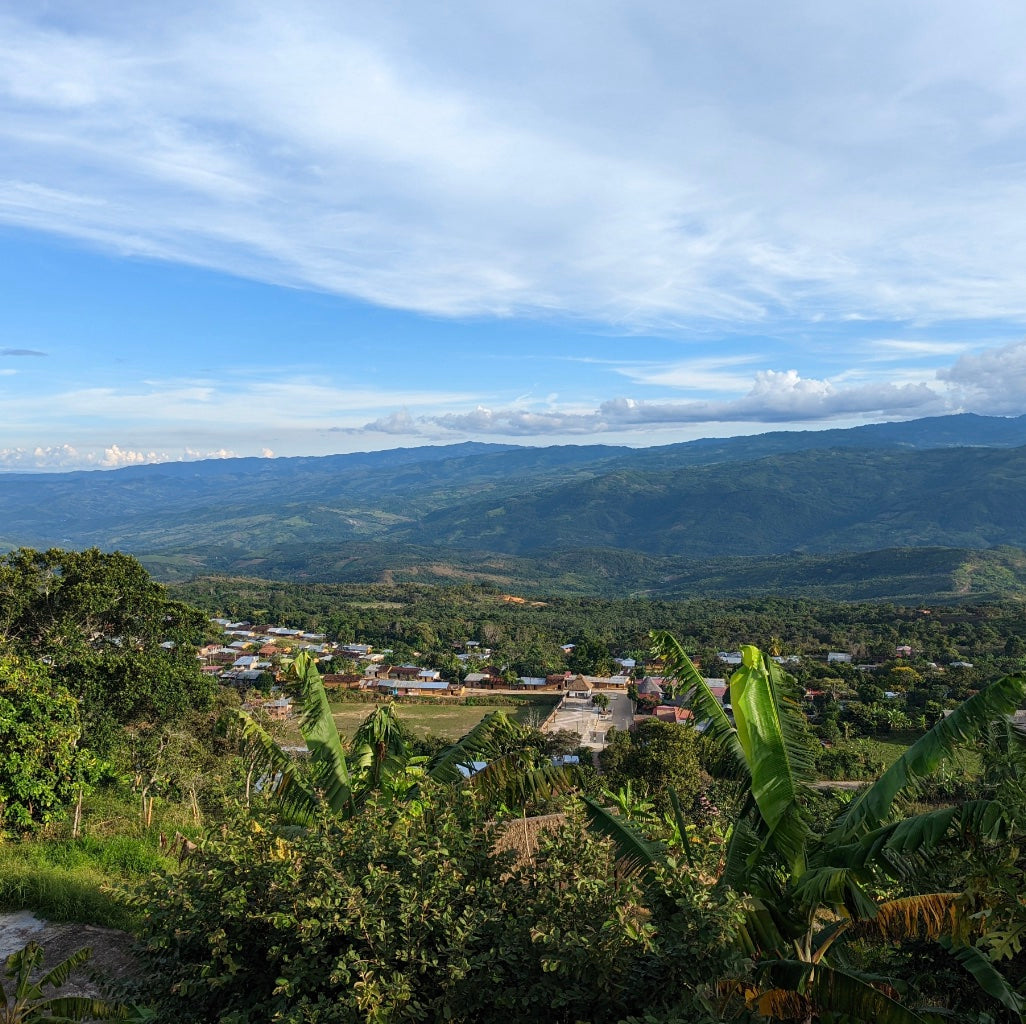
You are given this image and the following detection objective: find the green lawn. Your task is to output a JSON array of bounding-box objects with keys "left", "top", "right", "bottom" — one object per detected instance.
[{"left": 328, "top": 697, "right": 558, "bottom": 740}]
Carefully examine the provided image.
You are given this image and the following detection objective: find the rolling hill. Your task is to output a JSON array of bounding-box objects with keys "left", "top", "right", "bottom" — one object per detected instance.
[{"left": 2, "top": 413, "right": 1025, "bottom": 600}]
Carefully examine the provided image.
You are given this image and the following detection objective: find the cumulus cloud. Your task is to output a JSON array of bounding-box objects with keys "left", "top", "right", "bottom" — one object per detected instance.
[
  {"left": 0, "top": 444, "right": 241, "bottom": 471},
  {"left": 937, "top": 339, "right": 1026, "bottom": 415}
]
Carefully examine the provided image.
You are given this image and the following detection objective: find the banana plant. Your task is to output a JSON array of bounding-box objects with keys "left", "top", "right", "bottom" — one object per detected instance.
[
  {"left": 585, "top": 634, "right": 1026, "bottom": 1023},
  {"left": 235, "top": 652, "right": 574, "bottom": 820},
  {"left": 1, "top": 942, "right": 126, "bottom": 1023}
]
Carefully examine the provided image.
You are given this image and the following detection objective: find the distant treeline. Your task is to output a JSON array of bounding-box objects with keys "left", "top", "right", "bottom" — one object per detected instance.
[{"left": 173, "top": 576, "right": 1026, "bottom": 681}]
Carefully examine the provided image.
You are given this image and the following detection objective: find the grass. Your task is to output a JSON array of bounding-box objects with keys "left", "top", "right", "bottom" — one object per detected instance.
[
  {"left": 276, "top": 695, "right": 561, "bottom": 743},
  {"left": 826, "top": 730, "right": 985, "bottom": 778},
  {"left": 0, "top": 791, "right": 187, "bottom": 930}
]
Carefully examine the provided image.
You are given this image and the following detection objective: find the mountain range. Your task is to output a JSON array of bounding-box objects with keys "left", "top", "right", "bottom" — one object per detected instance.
[{"left": 2, "top": 412, "right": 1026, "bottom": 601}]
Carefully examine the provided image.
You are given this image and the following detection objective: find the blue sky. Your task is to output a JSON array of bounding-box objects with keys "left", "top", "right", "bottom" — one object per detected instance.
[{"left": 3, "top": 1, "right": 1026, "bottom": 470}]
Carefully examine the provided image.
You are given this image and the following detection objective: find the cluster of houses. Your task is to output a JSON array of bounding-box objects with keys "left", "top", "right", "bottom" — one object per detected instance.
[
  {"left": 199, "top": 621, "right": 639, "bottom": 719},
  {"left": 199, "top": 619, "right": 963, "bottom": 726}
]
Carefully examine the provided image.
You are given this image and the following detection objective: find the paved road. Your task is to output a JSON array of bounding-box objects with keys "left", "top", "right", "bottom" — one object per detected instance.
[{"left": 544, "top": 691, "right": 633, "bottom": 750}]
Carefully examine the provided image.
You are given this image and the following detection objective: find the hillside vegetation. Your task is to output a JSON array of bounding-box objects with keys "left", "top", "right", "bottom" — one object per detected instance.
[{"left": 1, "top": 414, "right": 1026, "bottom": 599}]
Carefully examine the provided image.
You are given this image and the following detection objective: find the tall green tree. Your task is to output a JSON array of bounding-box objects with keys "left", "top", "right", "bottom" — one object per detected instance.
[{"left": 0, "top": 548, "right": 213, "bottom": 744}]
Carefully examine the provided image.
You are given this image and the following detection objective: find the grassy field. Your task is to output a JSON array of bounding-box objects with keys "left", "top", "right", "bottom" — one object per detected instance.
[
  {"left": 324, "top": 696, "right": 560, "bottom": 741},
  {"left": 828, "top": 730, "right": 984, "bottom": 778}
]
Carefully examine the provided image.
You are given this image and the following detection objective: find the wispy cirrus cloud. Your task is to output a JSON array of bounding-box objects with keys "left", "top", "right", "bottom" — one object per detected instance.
[{"left": 5, "top": 3, "right": 1026, "bottom": 331}]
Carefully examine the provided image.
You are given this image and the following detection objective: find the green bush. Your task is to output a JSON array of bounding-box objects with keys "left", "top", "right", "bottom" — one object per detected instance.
[{"left": 135, "top": 797, "right": 737, "bottom": 1023}]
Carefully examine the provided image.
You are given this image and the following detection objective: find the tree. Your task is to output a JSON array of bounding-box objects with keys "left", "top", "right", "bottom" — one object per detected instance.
[
  {"left": 235, "top": 653, "right": 573, "bottom": 822},
  {"left": 588, "top": 635, "right": 1026, "bottom": 1023},
  {"left": 0, "top": 657, "right": 86, "bottom": 832},
  {"left": 597, "top": 718, "right": 703, "bottom": 813},
  {"left": 0, "top": 548, "right": 214, "bottom": 745},
  {"left": 567, "top": 635, "right": 614, "bottom": 676}
]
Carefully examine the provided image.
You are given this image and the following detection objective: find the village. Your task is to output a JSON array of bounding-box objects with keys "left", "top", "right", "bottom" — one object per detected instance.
[{"left": 197, "top": 616, "right": 960, "bottom": 752}]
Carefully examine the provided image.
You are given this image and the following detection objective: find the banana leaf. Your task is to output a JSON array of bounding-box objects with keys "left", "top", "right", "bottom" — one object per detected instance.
[
  {"left": 651, "top": 630, "right": 747, "bottom": 779},
  {"left": 829, "top": 673, "right": 1026, "bottom": 843},
  {"left": 729, "top": 646, "right": 813, "bottom": 877}
]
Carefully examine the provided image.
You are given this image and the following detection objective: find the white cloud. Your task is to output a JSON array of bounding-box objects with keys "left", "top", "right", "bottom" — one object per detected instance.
[
  {"left": 937, "top": 339, "right": 1026, "bottom": 414},
  {"left": 3, "top": 4, "right": 1026, "bottom": 329},
  {"left": 0, "top": 443, "right": 243, "bottom": 471},
  {"left": 351, "top": 368, "right": 947, "bottom": 439}
]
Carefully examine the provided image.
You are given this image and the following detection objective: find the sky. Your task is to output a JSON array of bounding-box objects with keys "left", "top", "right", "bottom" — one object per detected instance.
[{"left": 3, "top": 1, "right": 1026, "bottom": 471}]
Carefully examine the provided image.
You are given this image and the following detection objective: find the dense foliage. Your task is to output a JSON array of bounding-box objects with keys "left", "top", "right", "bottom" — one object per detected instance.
[
  {"left": 0, "top": 548, "right": 215, "bottom": 746},
  {"left": 173, "top": 576, "right": 1026, "bottom": 682},
  {"left": 0, "top": 656, "right": 85, "bottom": 831},
  {"left": 135, "top": 797, "right": 742, "bottom": 1024}
]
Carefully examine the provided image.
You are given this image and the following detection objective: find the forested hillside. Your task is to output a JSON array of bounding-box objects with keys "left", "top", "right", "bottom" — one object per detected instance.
[{"left": 1, "top": 414, "right": 1025, "bottom": 598}]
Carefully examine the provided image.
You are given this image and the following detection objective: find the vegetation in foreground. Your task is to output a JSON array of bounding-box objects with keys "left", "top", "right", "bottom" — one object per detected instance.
[
  {"left": 129, "top": 645, "right": 1026, "bottom": 1023},
  {"left": 2, "top": 549, "right": 1026, "bottom": 1022}
]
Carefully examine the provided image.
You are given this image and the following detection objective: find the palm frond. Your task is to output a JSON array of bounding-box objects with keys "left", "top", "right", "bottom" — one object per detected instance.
[
  {"left": 232, "top": 708, "right": 318, "bottom": 820},
  {"left": 667, "top": 787, "right": 696, "bottom": 869},
  {"left": 349, "top": 702, "right": 412, "bottom": 796},
  {"left": 465, "top": 750, "right": 576, "bottom": 806},
  {"left": 426, "top": 710, "right": 525, "bottom": 785},
  {"left": 791, "top": 864, "right": 881, "bottom": 921},
  {"left": 39, "top": 994, "right": 128, "bottom": 1020},
  {"left": 847, "top": 894, "right": 970, "bottom": 945},
  {"left": 288, "top": 651, "right": 355, "bottom": 816},
  {"left": 759, "top": 959, "right": 929, "bottom": 1024},
  {"left": 740, "top": 898, "right": 791, "bottom": 959},
  {"left": 37, "top": 946, "right": 94, "bottom": 991},
  {"left": 6, "top": 940, "right": 44, "bottom": 997},
  {"left": 651, "top": 630, "right": 747, "bottom": 779},
  {"left": 830, "top": 673, "right": 1026, "bottom": 842},
  {"left": 580, "top": 795, "right": 666, "bottom": 878},
  {"left": 815, "top": 800, "right": 1012, "bottom": 885},
  {"left": 938, "top": 937, "right": 1024, "bottom": 1019},
  {"left": 720, "top": 817, "right": 762, "bottom": 891}
]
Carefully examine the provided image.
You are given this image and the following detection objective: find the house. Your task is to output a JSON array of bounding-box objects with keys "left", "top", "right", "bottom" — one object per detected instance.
[
  {"left": 703, "top": 678, "right": 728, "bottom": 701},
  {"left": 517, "top": 676, "right": 549, "bottom": 689},
  {"left": 386, "top": 665, "right": 422, "bottom": 681},
  {"left": 264, "top": 698, "right": 293, "bottom": 720},
  {"left": 718, "top": 652, "right": 743, "bottom": 666},
  {"left": 654, "top": 706, "right": 694, "bottom": 725},
  {"left": 635, "top": 676, "right": 664, "bottom": 700},
  {"left": 323, "top": 673, "right": 364, "bottom": 691},
  {"left": 373, "top": 679, "right": 463, "bottom": 697},
  {"left": 827, "top": 652, "right": 852, "bottom": 664},
  {"left": 340, "top": 643, "right": 373, "bottom": 658},
  {"left": 566, "top": 675, "right": 594, "bottom": 699}
]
